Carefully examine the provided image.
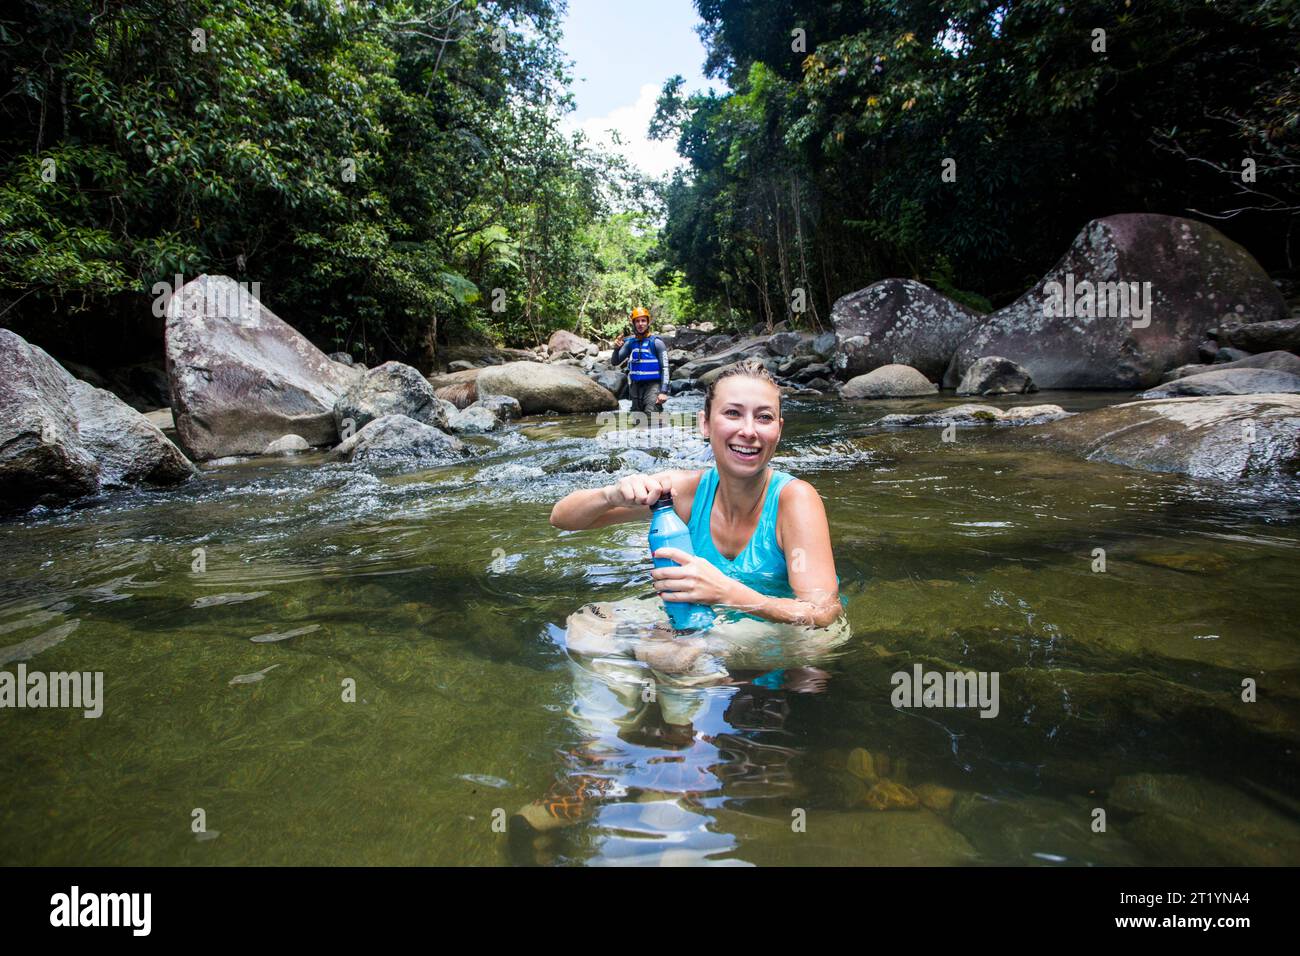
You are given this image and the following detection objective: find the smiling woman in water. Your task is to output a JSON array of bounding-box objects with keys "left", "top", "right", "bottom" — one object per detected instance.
[{"left": 550, "top": 359, "right": 843, "bottom": 629}]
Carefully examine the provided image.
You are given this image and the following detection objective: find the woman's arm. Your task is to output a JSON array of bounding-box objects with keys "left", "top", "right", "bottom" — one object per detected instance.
[
  {"left": 549, "top": 470, "right": 697, "bottom": 531},
  {"left": 651, "top": 480, "right": 843, "bottom": 628}
]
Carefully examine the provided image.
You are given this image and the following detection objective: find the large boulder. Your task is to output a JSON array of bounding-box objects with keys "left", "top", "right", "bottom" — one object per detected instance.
[
  {"left": 1, "top": 329, "right": 193, "bottom": 510},
  {"left": 842, "top": 363, "right": 939, "bottom": 399},
  {"left": 1162, "top": 350, "right": 1300, "bottom": 382},
  {"left": 831, "top": 279, "right": 986, "bottom": 382},
  {"left": 1135, "top": 368, "right": 1300, "bottom": 399},
  {"left": 547, "top": 329, "right": 597, "bottom": 357},
  {"left": 66, "top": 379, "right": 195, "bottom": 486},
  {"left": 334, "top": 361, "right": 450, "bottom": 433},
  {"left": 1027, "top": 394, "right": 1300, "bottom": 485},
  {"left": 1215, "top": 317, "right": 1300, "bottom": 354},
  {"left": 165, "top": 274, "right": 354, "bottom": 459},
  {"left": 329, "top": 414, "right": 465, "bottom": 463},
  {"left": 475, "top": 361, "right": 617, "bottom": 414},
  {"left": 945, "top": 215, "right": 1288, "bottom": 389},
  {"left": 956, "top": 356, "right": 1037, "bottom": 396}
]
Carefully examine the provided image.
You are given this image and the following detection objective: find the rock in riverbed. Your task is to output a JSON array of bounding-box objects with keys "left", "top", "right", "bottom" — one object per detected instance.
[
  {"left": 945, "top": 214, "right": 1288, "bottom": 389},
  {"left": 165, "top": 274, "right": 354, "bottom": 459},
  {"left": 1135, "top": 368, "right": 1300, "bottom": 398},
  {"left": 832, "top": 278, "right": 986, "bottom": 381},
  {"left": 881, "top": 403, "right": 1070, "bottom": 427},
  {"left": 956, "top": 356, "right": 1037, "bottom": 396},
  {"left": 475, "top": 361, "right": 617, "bottom": 414},
  {"left": 1027, "top": 393, "right": 1300, "bottom": 486},
  {"left": 329, "top": 414, "right": 465, "bottom": 464},
  {"left": 842, "top": 363, "right": 938, "bottom": 399},
  {"left": 334, "top": 361, "right": 452, "bottom": 433},
  {"left": 1, "top": 329, "right": 194, "bottom": 510}
]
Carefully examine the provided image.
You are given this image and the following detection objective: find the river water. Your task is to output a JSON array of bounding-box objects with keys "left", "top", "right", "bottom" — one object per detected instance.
[{"left": 2, "top": 391, "right": 1298, "bottom": 865}]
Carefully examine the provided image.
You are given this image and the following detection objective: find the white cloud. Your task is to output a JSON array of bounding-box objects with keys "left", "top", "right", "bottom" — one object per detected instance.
[{"left": 562, "top": 83, "right": 686, "bottom": 180}]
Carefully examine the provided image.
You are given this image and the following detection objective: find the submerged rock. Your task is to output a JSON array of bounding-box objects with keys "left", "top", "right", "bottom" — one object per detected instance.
[
  {"left": 165, "top": 274, "right": 354, "bottom": 459},
  {"left": 1135, "top": 367, "right": 1300, "bottom": 398},
  {"left": 1027, "top": 393, "right": 1300, "bottom": 486},
  {"left": 1108, "top": 773, "right": 1300, "bottom": 866},
  {"left": 945, "top": 214, "right": 1288, "bottom": 389},
  {"left": 842, "top": 363, "right": 938, "bottom": 399},
  {"left": 329, "top": 414, "right": 465, "bottom": 463},
  {"left": 831, "top": 279, "right": 986, "bottom": 381},
  {"left": 881, "top": 403, "right": 1070, "bottom": 427}
]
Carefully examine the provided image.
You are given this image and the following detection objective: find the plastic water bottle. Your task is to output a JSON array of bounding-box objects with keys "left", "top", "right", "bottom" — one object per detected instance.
[{"left": 648, "top": 491, "right": 716, "bottom": 633}]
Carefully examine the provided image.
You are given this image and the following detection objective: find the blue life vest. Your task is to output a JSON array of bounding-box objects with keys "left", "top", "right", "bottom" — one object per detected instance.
[{"left": 627, "top": 334, "right": 663, "bottom": 382}]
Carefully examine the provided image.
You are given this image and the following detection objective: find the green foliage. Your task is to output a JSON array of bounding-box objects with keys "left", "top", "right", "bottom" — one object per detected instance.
[
  {"left": 0, "top": 0, "right": 658, "bottom": 364},
  {"left": 657, "top": 0, "right": 1298, "bottom": 323}
]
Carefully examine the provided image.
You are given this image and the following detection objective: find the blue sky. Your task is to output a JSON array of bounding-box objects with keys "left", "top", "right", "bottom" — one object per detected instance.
[{"left": 558, "top": 0, "right": 711, "bottom": 177}]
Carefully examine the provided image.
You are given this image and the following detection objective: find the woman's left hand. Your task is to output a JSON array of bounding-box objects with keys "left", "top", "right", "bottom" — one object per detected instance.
[{"left": 651, "top": 547, "right": 737, "bottom": 606}]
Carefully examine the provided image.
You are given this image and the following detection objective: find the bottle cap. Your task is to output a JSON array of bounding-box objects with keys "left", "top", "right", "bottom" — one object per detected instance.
[{"left": 652, "top": 490, "right": 673, "bottom": 509}]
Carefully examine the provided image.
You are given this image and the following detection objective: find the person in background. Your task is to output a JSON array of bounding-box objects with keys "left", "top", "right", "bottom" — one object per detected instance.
[{"left": 613, "top": 306, "right": 669, "bottom": 421}]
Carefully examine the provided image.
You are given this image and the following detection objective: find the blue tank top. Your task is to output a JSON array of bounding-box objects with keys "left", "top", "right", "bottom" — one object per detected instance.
[{"left": 687, "top": 466, "right": 797, "bottom": 602}]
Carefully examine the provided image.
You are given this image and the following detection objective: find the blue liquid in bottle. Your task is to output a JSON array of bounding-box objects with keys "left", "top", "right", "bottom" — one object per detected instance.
[{"left": 648, "top": 491, "right": 716, "bottom": 633}]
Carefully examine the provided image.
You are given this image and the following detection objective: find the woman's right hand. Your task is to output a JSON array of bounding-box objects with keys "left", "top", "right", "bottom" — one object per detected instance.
[{"left": 604, "top": 473, "right": 668, "bottom": 509}]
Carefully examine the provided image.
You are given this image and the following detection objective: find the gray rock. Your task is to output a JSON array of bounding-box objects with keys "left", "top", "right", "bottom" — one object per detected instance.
[
  {"left": 666, "top": 348, "right": 693, "bottom": 367},
  {"left": 1135, "top": 367, "right": 1300, "bottom": 398},
  {"left": 547, "top": 329, "right": 598, "bottom": 357},
  {"left": 703, "top": 334, "right": 734, "bottom": 353},
  {"left": 1, "top": 329, "right": 194, "bottom": 510},
  {"left": 1162, "top": 350, "right": 1300, "bottom": 382},
  {"left": 1213, "top": 347, "right": 1252, "bottom": 363},
  {"left": 833, "top": 278, "right": 986, "bottom": 381},
  {"left": 766, "top": 331, "right": 811, "bottom": 357},
  {"left": 475, "top": 361, "right": 617, "bottom": 414},
  {"left": 334, "top": 361, "right": 450, "bottom": 433},
  {"left": 472, "top": 394, "right": 522, "bottom": 422},
  {"left": 1, "top": 331, "right": 100, "bottom": 509},
  {"left": 811, "top": 331, "right": 837, "bottom": 360},
  {"left": 165, "top": 274, "right": 354, "bottom": 459},
  {"left": 956, "top": 356, "right": 1037, "bottom": 396},
  {"left": 329, "top": 414, "right": 465, "bottom": 463},
  {"left": 67, "top": 379, "right": 196, "bottom": 486},
  {"left": 1216, "top": 316, "right": 1300, "bottom": 353},
  {"left": 593, "top": 368, "right": 627, "bottom": 399},
  {"left": 842, "top": 364, "right": 938, "bottom": 399},
  {"left": 945, "top": 214, "right": 1288, "bottom": 389},
  {"left": 328, "top": 352, "right": 354, "bottom": 366},
  {"left": 446, "top": 360, "right": 478, "bottom": 373},
  {"left": 262, "top": 434, "right": 311, "bottom": 454},
  {"left": 445, "top": 404, "right": 498, "bottom": 433},
  {"left": 1028, "top": 393, "right": 1300, "bottom": 486},
  {"left": 881, "top": 403, "right": 1070, "bottom": 427},
  {"left": 793, "top": 363, "right": 832, "bottom": 384}
]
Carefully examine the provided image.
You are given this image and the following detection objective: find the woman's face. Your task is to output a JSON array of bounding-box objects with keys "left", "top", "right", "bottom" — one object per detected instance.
[{"left": 700, "top": 375, "right": 783, "bottom": 476}]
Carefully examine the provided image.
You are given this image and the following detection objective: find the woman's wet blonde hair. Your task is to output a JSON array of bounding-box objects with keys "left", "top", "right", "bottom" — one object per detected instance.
[{"left": 703, "top": 358, "right": 782, "bottom": 420}]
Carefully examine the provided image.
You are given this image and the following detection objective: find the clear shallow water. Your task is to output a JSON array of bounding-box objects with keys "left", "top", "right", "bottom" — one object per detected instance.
[{"left": 2, "top": 391, "right": 1299, "bottom": 866}]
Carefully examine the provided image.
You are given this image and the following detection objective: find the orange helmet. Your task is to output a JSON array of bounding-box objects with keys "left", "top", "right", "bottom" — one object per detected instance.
[{"left": 630, "top": 307, "right": 650, "bottom": 320}]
